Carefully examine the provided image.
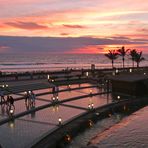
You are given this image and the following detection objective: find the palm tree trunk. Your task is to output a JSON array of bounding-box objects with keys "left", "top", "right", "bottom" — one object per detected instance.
[
  {"left": 112, "top": 60, "right": 114, "bottom": 68},
  {"left": 137, "top": 62, "right": 139, "bottom": 67},
  {"left": 132, "top": 59, "right": 134, "bottom": 67},
  {"left": 123, "top": 57, "right": 124, "bottom": 68}
]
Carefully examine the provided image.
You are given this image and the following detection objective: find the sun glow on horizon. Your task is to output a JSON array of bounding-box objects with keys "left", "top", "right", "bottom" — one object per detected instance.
[{"left": 0, "top": 0, "right": 148, "bottom": 53}]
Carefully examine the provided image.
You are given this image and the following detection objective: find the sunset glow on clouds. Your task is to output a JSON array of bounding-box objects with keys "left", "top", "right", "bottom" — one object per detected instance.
[{"left": 0, "top": 0, "right": 148, "bottom": 53}]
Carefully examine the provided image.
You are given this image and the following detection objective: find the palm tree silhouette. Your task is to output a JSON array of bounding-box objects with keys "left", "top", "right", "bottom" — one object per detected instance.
[
  {"left": 105, "top": 50, "right": 118, "bottom": 68},
  {"left": 129, "top": 49, "right": 137, "bottom": 67},
  {"left": 134, "top": 51, "right": 145, "bottom": 67},
  {"left": 117, "top": 46, "right": 129, "bottom": 68}
]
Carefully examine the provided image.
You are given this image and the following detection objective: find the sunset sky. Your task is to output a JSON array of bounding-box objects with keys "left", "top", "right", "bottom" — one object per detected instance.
[{"left": 0, "top": 0, "right": 148, "bottom": 54}]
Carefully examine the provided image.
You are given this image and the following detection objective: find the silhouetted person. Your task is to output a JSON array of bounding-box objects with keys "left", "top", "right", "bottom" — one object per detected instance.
[
  {"left": 0, "top": 90, "right": 5, "bottom": 104},
  {"left": 9, "top": 96, "right": 14, "bottom": 108},
  {"left": 25, "top": 91, "right": 29, "bottom": 104},
  {"left": 6, "top": 95, "right": 10, "bottom": 106},
  {"left": 31, "top": 91, "right": 36, "bottom": 106}
]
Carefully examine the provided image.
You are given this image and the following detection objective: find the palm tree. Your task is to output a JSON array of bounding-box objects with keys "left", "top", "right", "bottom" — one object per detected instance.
[
  {"left": 117, "top": 46, "right": 129, "bottom": 68},
  {"left": 129, "top": 49, "right": 137, "bottom": 67},
  {"left": 105, "top": 50, "right": 118, "bottom": 68},
  {"left": 134, "top": 51, "right": 145, "bottom": 67}
]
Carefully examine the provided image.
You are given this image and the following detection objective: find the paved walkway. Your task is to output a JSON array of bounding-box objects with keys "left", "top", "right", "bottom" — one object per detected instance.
[{"left": 0, "top": 78, "right": 111, "bottom": 148}]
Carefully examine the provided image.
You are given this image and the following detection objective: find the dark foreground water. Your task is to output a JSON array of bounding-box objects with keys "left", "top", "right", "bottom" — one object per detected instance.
[{"left": 67, "top": 106, "right": 148, "bottom": 148}]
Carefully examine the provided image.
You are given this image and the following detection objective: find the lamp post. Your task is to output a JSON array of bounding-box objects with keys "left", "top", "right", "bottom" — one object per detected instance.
[
  {"left": 47, "top": 75, "right": 50, "bottom": 81},
  {"left": 89, "top": 89, "right": 92, "bottom": 96},
  {"left": 58, "top": 117, "right": 62, "bottom": 125},
  {"left": 117, "top": 95, "right": 120, "bottom": 100},
  {"left": 86, "top": 72, "right": 89, "bottom": 77}
]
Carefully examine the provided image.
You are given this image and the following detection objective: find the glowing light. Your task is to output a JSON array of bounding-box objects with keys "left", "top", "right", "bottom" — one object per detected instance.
[
  {"left": 90, "top": 89, "right": 93, "bottom": 95},
  {"left": 88, "top": 104, "right": 91, "bottom": 109},
  {"left": 117, "top": 96, "right": 120, "bottom": 99},
  {"left": 108, "top": 113, "right": 112, "bottom": 117},
  {"left": 9, "top": 109, "right": 14, "bottom": 116},
  {"left": 58, "top": 117, "right": 62, "bottom": 125},
  {"left": 86, "top": 72, "right": 89, "bottom": 77},
  {"left": 47, "top": 75, "right": 50, "bottom": 80},
  {"left": 96, "top": 112, "right": 100, "bottom": 116},
  {"left": 91, "top": 103, "right": 94, "bottom": 109},
  {"left": 115, "top": 69, "right": 119, "bottom": 74}
]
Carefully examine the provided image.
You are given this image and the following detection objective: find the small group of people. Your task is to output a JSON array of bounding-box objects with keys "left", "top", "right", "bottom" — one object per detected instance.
[
  {"left": 25, "top": 90, "right": 36, "bottom": 106},
  {"left": 6, "top": 95, "right": 15, "bottom": 109},
  {"left": 0, "top": 89, "right": 15, "bottom": 116},
  {"left": 0, "top": 90, "right": 15, "bottom": 107}
]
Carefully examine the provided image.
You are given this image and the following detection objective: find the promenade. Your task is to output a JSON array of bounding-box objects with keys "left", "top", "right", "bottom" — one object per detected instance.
[{"left": 0, "top": 68, "right": 148, "bottom": 148}]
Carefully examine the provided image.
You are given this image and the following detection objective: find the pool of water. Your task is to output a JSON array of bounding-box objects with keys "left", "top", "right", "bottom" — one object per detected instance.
[{"left": 0, "top": 82, "right": 112, "bottom": 148}]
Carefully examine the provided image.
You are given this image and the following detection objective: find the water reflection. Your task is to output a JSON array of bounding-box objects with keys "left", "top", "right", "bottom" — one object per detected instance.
[
  {"left": 8, "top": 120, "right": 15, "bottom": 129},
  {"left": 1, "top": 104, "right": 5, "bottom": 116},
  {"left": 52, "top": 105, "right": 59, "bottom": 112}
]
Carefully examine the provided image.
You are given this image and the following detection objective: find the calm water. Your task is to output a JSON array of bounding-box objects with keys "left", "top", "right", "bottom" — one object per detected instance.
[
  {"left": 0, "top": 53, "right": 148, "bottom": 72},
  {"left": 67, "top": 106, "right": 148, "bottom": 148},
  {"left": 92, "top": 106, "right": 148, "bottom": 148}
]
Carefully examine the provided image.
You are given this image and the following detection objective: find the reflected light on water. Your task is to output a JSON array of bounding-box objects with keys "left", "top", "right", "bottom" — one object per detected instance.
[
  {"left": 88, "top": 120, "right": 93, "bottom": 128},
  {"left": 8, "top": 121, "right": 15, "bottom": 129},
  {"left": 52, "top": 105, "right": 59, "bottom": 112}
]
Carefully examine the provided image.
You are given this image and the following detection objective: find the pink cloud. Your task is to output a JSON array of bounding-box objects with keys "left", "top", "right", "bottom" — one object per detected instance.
[
  {"left": 5, "top": 21, "right": 48, "bottom": 30},
  {"left": 63, "top": 24, "right": 86, "bottom": 29}
]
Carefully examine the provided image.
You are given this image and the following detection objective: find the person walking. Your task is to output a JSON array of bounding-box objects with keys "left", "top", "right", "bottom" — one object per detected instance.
[
  {"left": 25, "top": 91, "right": 29, "bottom": 104},
  {"left": 0, "top": 90, "right": 5, "bottom": 104},
  {"left": 31, "top": 91, "right": 36, "bottom": 106},
  {"left": 9, "top": 96, "right": 15, "bottom": 109},
  {"left": 6, "top": 95, "right": 10, "bottom": 106}
]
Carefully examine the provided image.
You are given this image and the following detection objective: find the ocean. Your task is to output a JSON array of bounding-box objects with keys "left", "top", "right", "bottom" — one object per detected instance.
[{"left": 0, "top": 53, "right": 147, "bottom": 72}]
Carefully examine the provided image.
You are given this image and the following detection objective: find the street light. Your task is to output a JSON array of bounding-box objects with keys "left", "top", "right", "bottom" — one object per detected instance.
[
  {"left": 89, "top": 89, "right": 93, "bottom": 95},
  {"left": 47, "top": 74, "right": 50, "bottom": 80},
  {"left": 115, "top": 69, "right": 119, "bottom": 74},
  {"left": 52, "top": 96, "right": 56, "bottom": 101},
  {"left": 91, "top": 103, "right": 94, "bottom": 109},
  {"left": 88, "top": 104, "right": 91, "bottom": 109},
  {"left": 129, "top": 68, "right": 132, "bottom": 73},
  {"left": 86, "top": 72, "right": 89, "bottom": 77},
  {"left": 58, "top": 117, "right": 62, "bottom": 125},
  {"left": 56, "top": 96, "right": 59, "bottom": 101}
]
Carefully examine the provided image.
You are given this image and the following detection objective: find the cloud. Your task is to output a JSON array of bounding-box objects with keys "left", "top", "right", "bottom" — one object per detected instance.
[
  {"left": 60, "top": 33, "right": 69, "bottom": 36},
  {"left": 63, "top": 24, "right": 86, "bottom": 29},
  {"left": 5, "top": 21, "right": 48, "bottom": 30},
  {"left": 137, "top": 28, "right": 148, "bottom": 32},
  {"left": 0, "top": 35, "right": 147, "bottom": 54}
]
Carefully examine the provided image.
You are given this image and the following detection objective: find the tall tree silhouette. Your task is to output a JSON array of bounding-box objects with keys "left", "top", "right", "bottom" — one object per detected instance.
[
  {"left": 105, "top": 50, "right": 118, "bottom": 68},
  {"left": 129, "top": 49, "right": 137, "bottom": 67},
  {"left": 117, "top": 46, "right": 129, "bottom": 68},
  {"left": 134, "top": 51, "right": 145, "bottom": 67}
]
